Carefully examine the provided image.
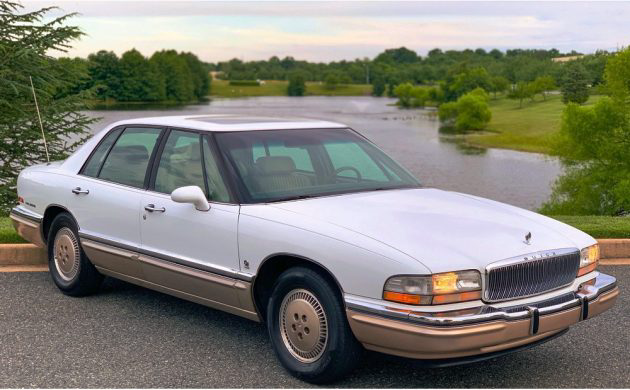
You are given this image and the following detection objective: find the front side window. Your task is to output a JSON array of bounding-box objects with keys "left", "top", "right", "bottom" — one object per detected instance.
[
  {"left": 98, "top": 127, "right": 162, "bottom": 188},
  {"left": 202, "top": 137, "right": 230, "bottom": 202},
  {"left": 154, "top": 130, "right": 206, "bottom": 195},
  {"left": 215, "top": 128, "right": 419, "bottom": 203}
]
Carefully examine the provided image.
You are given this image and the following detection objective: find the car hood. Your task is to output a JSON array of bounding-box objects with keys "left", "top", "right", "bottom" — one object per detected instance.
[{"left": 268, "top": 188, "right": 595, "bottom": 273}]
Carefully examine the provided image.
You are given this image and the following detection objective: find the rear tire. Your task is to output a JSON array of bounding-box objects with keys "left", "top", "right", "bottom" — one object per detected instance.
[
  {"left": 267, "top": 266, "right": 362, "bottom": 383},
  {"left": 47, "top": 213, "right": 103, "bottom": 296}
]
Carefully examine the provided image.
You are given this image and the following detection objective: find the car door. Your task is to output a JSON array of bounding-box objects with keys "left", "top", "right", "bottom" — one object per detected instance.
[
  {"left": 71, "top": 126, "right": 164, "bottom": 279},
  {"left": 138, "top": 130, "right": 244, "bottom": 309}
]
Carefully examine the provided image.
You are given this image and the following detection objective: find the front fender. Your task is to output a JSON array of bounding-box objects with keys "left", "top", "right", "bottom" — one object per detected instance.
[{"left": 238, "top": 205, "right": 430, "bottom": 299}]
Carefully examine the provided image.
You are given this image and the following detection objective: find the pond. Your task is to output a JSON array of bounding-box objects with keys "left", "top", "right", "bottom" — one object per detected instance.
[{"left": 84, "top": 96, "right": 562, "bottom": 210}]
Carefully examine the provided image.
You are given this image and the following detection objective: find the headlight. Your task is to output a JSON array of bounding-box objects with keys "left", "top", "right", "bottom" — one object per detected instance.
[
  {"left": 578, "top": 244, "right": 599, "bottom": 276},
  {"left": 383, "top": 270, "right": 482, "bottom": 305}
]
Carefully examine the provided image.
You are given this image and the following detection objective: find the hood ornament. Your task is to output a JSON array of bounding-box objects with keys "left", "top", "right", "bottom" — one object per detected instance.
[{"left": 524, "top": 232, "right": 532, "bottom": 245}]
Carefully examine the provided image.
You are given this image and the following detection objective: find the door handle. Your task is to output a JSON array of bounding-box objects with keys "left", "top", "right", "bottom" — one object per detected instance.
[
  {"left": 144, "top": 204, "right": 165, "bottom": 213},
  {"left": 72, "top": 187, "right": 89, "bottom": 195}
]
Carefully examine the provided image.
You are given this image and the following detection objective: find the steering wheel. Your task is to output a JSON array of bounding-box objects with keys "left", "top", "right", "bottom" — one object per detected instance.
[{"left": 334, "top": 166, "right": 363, "bottom": 182}]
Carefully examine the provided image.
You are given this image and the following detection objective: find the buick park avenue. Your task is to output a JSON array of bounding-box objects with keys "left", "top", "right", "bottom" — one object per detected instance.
[{"left": 11, "top": 115, "right": 619, "bottom": 383}]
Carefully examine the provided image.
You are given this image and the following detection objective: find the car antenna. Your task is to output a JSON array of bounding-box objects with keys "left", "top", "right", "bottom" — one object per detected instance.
[{"left": 29, "top": 75, "right": 50, "bottom": 164}]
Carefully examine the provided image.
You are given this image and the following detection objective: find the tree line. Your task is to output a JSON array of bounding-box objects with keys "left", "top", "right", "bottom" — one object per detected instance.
[
  {"left": 68, "top": 49, "right": 211, "bottom": 103},
  {"left": 211, "top": 47, "right": 608, "bottom": 96}
]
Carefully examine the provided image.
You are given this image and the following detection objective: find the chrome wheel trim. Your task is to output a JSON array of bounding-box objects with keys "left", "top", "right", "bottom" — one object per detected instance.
[
  {"left": 53, "top": 227, "right": 80, "bottom": 282},
  {"left": 279, "top": 288, "right": 328, "bottom": 363}
]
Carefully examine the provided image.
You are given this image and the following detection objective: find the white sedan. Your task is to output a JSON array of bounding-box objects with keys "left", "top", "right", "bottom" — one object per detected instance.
[{"left": 11, "top": 115, "right": 618, "bottom": 383}]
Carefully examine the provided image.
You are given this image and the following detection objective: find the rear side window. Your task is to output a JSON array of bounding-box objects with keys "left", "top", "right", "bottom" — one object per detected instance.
[
  {"left": 82, "top": 128, "right": 122, "bottom": 177},
  {"left": 98, "top": 127, "right": 162, "bottom": 188}
]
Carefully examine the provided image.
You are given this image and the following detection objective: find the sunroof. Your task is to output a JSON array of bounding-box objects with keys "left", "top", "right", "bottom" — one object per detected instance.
[{"left": 190, "top": 116, "right": 313, "bottom": 125}]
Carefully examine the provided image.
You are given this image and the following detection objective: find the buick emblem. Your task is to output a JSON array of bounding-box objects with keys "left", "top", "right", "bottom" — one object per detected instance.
[{"left": 524, "top": 232, "right": 532, "bottom": 245}]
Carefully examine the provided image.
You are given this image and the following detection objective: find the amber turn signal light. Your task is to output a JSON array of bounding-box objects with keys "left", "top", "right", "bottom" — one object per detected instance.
[
  {"left": 431, "top": 291, "right": 482, "bottom": 305},
  {"left": 383, "top": 291, "right": 431, "bottom": 305},
  {"left": 577, "top": 261, "right": 598, "bottom": 277}
]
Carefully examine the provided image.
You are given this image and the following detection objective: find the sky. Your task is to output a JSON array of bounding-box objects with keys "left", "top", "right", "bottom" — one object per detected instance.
[{"left": 21, "top": 1, "right": 630, "bottom": 63}]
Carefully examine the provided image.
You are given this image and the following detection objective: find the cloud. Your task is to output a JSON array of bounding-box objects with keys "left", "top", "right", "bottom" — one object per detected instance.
[{"left": 23, "top": 1, "right": 630, "bottom": 62}]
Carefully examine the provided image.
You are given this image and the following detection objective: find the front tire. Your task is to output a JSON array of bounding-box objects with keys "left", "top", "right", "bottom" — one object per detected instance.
[
  {"left": 267, "top": 267, "right": 362, "bottom": 383},
  {"left": 47, "top": 213, "right": 103, "bottom": 296}
]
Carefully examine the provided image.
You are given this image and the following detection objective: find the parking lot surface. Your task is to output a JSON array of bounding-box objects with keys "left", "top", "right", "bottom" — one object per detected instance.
[{"left": 0, "top": 266, "right": 628, "bottom": 388}]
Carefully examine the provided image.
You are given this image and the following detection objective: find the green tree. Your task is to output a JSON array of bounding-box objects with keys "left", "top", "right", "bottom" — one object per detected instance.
[
  {"left": 532, "top": 75, "right": 556, "bottom": 100},
  {"left": 604, "top": 48, "right": 630, "bottom": 102},
  {"left": 489, "top": 76, "right": 510, "bottom": 99},
  {"left": 445, "top": 66, "right": 492, "bottom": 101},
  {"left": 374, "top": 47, "right": 418, "bottom": 64},
  {"left": 0, "top": 1, "right": 97, "bottom": 213},
  {"left": 181, "top": 52, "right": 211, "bottom": 100},
  {"left": 118, "top": 49, "right": 165, "bottom": 101},
  {"left": 560, "top": 62, "right": 589, "bottom": 104},
  {"left": 87, "top": 50, "right": 121, "bottom": 100},
  {"left": 454, "top": 89, "right": 491, "bottom": 130},
  {"left": 437, "top": 101, "right": 458, "bottom": 122},
  {"left": 542, "top": 48, "right": 630, "bottom": 215},
  {"left": 371, "top": 77, "right": 385, "bottom": 97},
  {"left": 324, "top": 71, "right": 341, "bottom": 90},
  {"left": 508, "top": 81, "right": 534, "bottom": 108},
  {"left": 150, "top": 50, "right": 195, "bottom": 102},
  {"left": 394, "top": 83, "right": 429, "bottom": 108},
  {"left": 287, "top": 71, "right": 306, "bottom": 96},
  {"left": 437, "top": 88, "right": 491, "bottom": 131}
]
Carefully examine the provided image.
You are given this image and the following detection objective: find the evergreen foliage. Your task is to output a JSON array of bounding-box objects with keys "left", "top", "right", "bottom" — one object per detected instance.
[{"left": 0, "top": 1, "right": 97, "bottom": 213}]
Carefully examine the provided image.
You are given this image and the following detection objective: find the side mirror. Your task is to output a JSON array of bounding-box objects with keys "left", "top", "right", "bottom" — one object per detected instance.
[{"left": 171, "top": 186, "right": 210, "bottom": 211}]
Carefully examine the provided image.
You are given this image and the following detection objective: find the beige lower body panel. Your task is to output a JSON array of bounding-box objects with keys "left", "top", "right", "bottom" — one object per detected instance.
[
  {"left": 82, "top": 239, "right": 144, "bottom": 279},
  {"left": 10, "top": 214, "right": 45, "bottom": 248},
  {"left": 82, "top": 238, "right": 259, "bottom": 322},
  {"left": 347, "top": 287, "right": 619, "bottom": 360}
]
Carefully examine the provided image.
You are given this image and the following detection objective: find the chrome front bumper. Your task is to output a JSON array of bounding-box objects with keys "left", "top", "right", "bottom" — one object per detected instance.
[
  {"left": 9, "top": 206, "right": 45, "bottom": 248},
  {"left": 345, "top": 273, "right": 618, "bottom": 360}
]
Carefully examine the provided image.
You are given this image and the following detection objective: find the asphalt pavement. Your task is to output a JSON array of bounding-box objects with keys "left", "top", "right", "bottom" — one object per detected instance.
[{"left": 0, "top": 266, "right": 628, "bottom": 388}]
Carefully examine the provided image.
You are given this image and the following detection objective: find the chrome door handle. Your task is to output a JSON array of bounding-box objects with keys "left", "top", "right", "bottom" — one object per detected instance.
[
  {"left": 144, "top": 204, "right": 165, "bottom": 213},
  {"left": 72, "top": 187, "right": 89, "bottom": 195}
]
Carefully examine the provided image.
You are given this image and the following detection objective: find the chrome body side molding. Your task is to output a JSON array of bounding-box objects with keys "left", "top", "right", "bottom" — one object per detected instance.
[{"left": 79, "top": 232, "right": 253, "bottom": 282}]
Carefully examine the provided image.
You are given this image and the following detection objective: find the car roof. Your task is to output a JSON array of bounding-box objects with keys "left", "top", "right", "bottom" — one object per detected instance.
[{"left": 110, "top": 115, "right": 348, "bottom": 132}]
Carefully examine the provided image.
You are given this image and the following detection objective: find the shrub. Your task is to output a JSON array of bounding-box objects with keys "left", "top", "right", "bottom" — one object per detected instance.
[
  {"left": 287, "top": 72, "right": 306, "bottom": 96},
  {"left": 437, "top": 89, "right": 491, "bottom": 131},
  {"left": 454, "top": 93, "right": 492, "bottom": 130},
  {"left": 394, "top": 83, "right": 430, "bottom": 108},
  {"left": 437, "top": 102, "right": 458, "bottom": 121}
]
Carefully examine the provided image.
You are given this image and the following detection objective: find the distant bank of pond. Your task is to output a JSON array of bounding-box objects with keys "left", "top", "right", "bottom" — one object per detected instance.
[{"left": 83, "top": 96, "right": 562, "bottom": 210}]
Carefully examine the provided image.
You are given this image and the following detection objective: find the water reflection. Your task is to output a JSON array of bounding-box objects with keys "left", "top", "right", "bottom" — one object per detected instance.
[{"left": 438, "top": 125, "right": 487, "bottom": 156}]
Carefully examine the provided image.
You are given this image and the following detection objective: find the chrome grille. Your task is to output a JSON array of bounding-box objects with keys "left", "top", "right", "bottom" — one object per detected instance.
[{"left": 485, "top": 249, "right": 580, "bottom": 302}]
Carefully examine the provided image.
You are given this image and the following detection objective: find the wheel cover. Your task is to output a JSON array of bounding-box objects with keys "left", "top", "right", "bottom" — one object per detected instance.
[
  {"left": 279, "top": 288, "right": 328, "bottom": 363},
  {"left": 53, "top": 227, "right": 80, "bottom": 282}
]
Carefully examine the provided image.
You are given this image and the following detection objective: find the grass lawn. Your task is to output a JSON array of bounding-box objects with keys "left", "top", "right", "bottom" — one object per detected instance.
[
  {"left": 304, "top": 82, "right": 372, "bottom": 96},
  {"left": 210, "top": 80, "right": 289, "bottom": 97},
  {"left": 210, "top": 80, "right": 372, "bottom": 98},
  {"left": 0, "top": 215, "right": 628, "bottom": 243},
  {"left": 0, "top": 217, "right": 26, "bottom": 244},
  {"left": 463, "top": 94, "right": 601, "bottom": 154},
  {"left": 549, "top": 215, "right": 630, "bottom": 239}
]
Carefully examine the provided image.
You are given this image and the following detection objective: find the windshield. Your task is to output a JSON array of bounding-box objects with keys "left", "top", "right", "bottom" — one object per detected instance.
[{"left": 215, "top": 128, "right": 420, "bottom": 203}]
